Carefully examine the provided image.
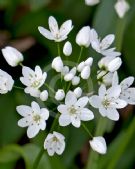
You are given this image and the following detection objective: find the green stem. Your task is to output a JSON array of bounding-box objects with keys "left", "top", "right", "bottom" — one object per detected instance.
[
  {"left": 14, "top": 86, "right": 24, "bottom": 90},
  {"left": 57, "top": 43, "right": 61, "bottom": 56},
  {"left": 44, "top": 83, "right": 55, "bottom": 94},
  {"left": 32, "top": 148, "right": 44, "bottom": 169},
  {"left": 19, "top": 62, "right": 24, "bottom": 67},
  {"left": 77, "top": 46, "right": 83, "bottom": 64},
  {"left": 82, "top": 123, "right": 93, "bottom": 138}
]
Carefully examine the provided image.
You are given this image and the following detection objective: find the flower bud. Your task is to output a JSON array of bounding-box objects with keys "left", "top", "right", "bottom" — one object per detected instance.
[
  {"left": 2, "top": 46, "right": 24, "bottom": 67},
  {"left": 77, "top": 61, "right": 85, "bottom": 72},
  {"left": 81, "top": 66, "right": 90, "bottom": 79},
  {"left": 70, "top": 67, "right": 76, "bottom": 76},
  {"left": 72, "top": 76, "right": 80, "bottom": 86},
  {"left": 64, "top": 73, "right": 74, "bottom": 81},
  {"left": 115, "top": 0, "right": 130, "bottom": 18},
  {"left": 61, "top": 66, "right": 69, "bottom": 76},
  {"left": 55, "top": 89, "right": 65, "bottom": 101},
  {"left": 63, "top": 41, "right": 72, "bottom": 56},
  {"left": 85, "top": 57, "right": 93, "bottom": 66},
  {"left": 76, "top": 26, "right": 91, "bottom": 48},
  {"left": 108, "top": 57, "right": 122, "bottom": 72},
  {"left": 74, "top": 87, "right": 82, "bottom": 98},
  {"left": 89, "top": 136, "right": 107, "bottom": 154},
  {"left": 40, "top": 90, "right": 48, "bottom": 101},
  {"left": 85, "top": 0, "right": 100, "bottom": 6},
  {"left": 52, "top": 56, "right": 63, "bottom": 72}
]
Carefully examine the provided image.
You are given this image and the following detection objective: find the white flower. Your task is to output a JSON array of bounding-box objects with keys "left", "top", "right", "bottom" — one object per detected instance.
[
  {"left": 16, "top": 101, "right": 49, "bottom": 138},
  {"left": 90, "top": 29, "right": 121, "bottom": 57},
  {"left": 89, "top": 85, "right": 127, "bottom": 121},
  {"left": 38, "top": 16, "right": 73, "bottom": 42},
  {"left": 74, "top": 87, "right": 82, "bottom": 98},
  {"left": 40, "top": 90, "right": 48, "bottom": 101},
  {"left": 63, "top": 41, "right": 72, "bottom": 56},
  {"left": 55, "top": 89, "right": 65, "bottom": 101},
  {"left": 89, "top": 136, "right": 107, "bottom": 154},
  {"left": 2, "top": 46, "right": 24, "bottom": 67},
  {"left": 76, "top": 26, "right": 91, "bottom": 48},
  {"left": 44, "top": 131, "right": 65, "bottom": 156},
  {"left": 112, "top": 72, "right": 135, "bottom": 105},
  {"left": 0, "top": 69, "right": 14, "bottom": 94},
  {"left": 85, "top": 0, "right": 100, "bottom": 6},
  {"left": 58, "top": 91, "right": 94, "bottom": 128},
  {"left": 72, "top": 76, "right": 80, "bottom": 86},
  {"left": 52, "top": 56, "right": 63, "bottom": 73},
  {"left": 20, "top": 66, "right": 47, "bottom": 97},
  {"left": 115, "top": 0, "right": 130, "bottom": 18},
  {"left": 98, "top": 56, "right": 122, "bottom": 72},
  {"left": 81, "top": 66, "right": 91, "bottom": 79}
]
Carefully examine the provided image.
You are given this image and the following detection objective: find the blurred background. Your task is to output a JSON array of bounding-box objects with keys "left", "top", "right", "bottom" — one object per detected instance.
[{"left": 0, "top": 0, "right": 135, "bottom": 169}]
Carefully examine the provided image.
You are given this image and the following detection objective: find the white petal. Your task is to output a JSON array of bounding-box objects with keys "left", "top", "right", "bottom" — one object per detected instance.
[
  {"left": 89, "top": 96, "right": 102, "bottom": 108},
  {"left": 57, "top": 105, "right": 68, "bottom": 114},
  {"left": 38, "top": 26, "right": 54, "bottom": 40},
  {"left": 107, "top": 108, "right": 119, "bottom": 121},
  {"left": 31, "top": 101, "right": 40, "bottom": 114},
  {"left": 76, "top": 96, "right": 89, "bottom": 108},
  {"left": 90, "top": 29, "right": 99, "bottom": 43},
  {"left": 71, "top": 115, "right": 81, "bottom": 128},
  {"left": 16, "top": 105, "right": 32, "bottom": 116},
  {"left": 112, "top": 71, "right": 119, "bottom": 86},
  {"left": 89, "top": 136, "right": 107, "bottom": 154},
  {"left": 65, "top": 91, "right": 77, "bottom": 106},
  {"left": 107, "top": 86, "right": 121, "bottom": 99},
  {"left": 60, "top": 20, "right": 73, "bottom": 37},
  {"left": 59, "top": 114, "right": 71, "bottom": 126},
  {"left": 99, "top": 106, "right": 107, "bottom": 117},
  {"left": 49, "top": 16, "right": 59, "bottom": 35},
  {"left": 114, "top": 99, "right": 127, "bottom": 109},
  {"left": 100, "top": 34, "right": 115, "bottom": 50},
  {"left": 47, "top": 147, "right": 55, "bottom": 156},
  {"left": 18, "top": 117, "right": 31, "bottom": 127},
  {"left": 99, "top": 85, "right": 106, "bottom": 98},
  {"left": 39, "top": 120, "right": 46, "bottom": 130},
  {"left": 120, "top": 88, "right": 135, "bottom": 105},
  {"left": 27, "top": 124, "right": 40, "bottom": 138},
  {"left": 80, "top": 108, "right": 94, "bottom": 121},
  {"left": 120, "top": 77, "right": 134, "bottom": 90},
  {"left": 24, "top": 87, "right": 40, "bottom": 97},
  {"left": 22, "top": 66, "right": 34, "bottom": 79},
  {"left": 55, "top": 142, "right": 65, "bottom": 155},
  {"left": 41, "top": 108, "right": 49, "bottom": 120}
]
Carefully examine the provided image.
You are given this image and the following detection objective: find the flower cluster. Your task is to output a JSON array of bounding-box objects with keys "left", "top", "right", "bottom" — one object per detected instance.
[{"left": 1, "top": 15, "right": 135, "bottom": 157}]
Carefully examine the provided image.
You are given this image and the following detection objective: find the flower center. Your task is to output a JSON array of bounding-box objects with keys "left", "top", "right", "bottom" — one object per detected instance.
[
  {"left": 52, "top": 137, "right": 59, "bottom": 142},
  {"left": 31, "top": 80, "right": 41, "bottom": 88},
  {"left": 68, "top": 106, "right": 77, "bottom": 115},
  {"left": 33, "top": 114, "right": 41, "bottom": 123},
  {"left": 102, "top": 99, "right": 110, "bottom": 108}
]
